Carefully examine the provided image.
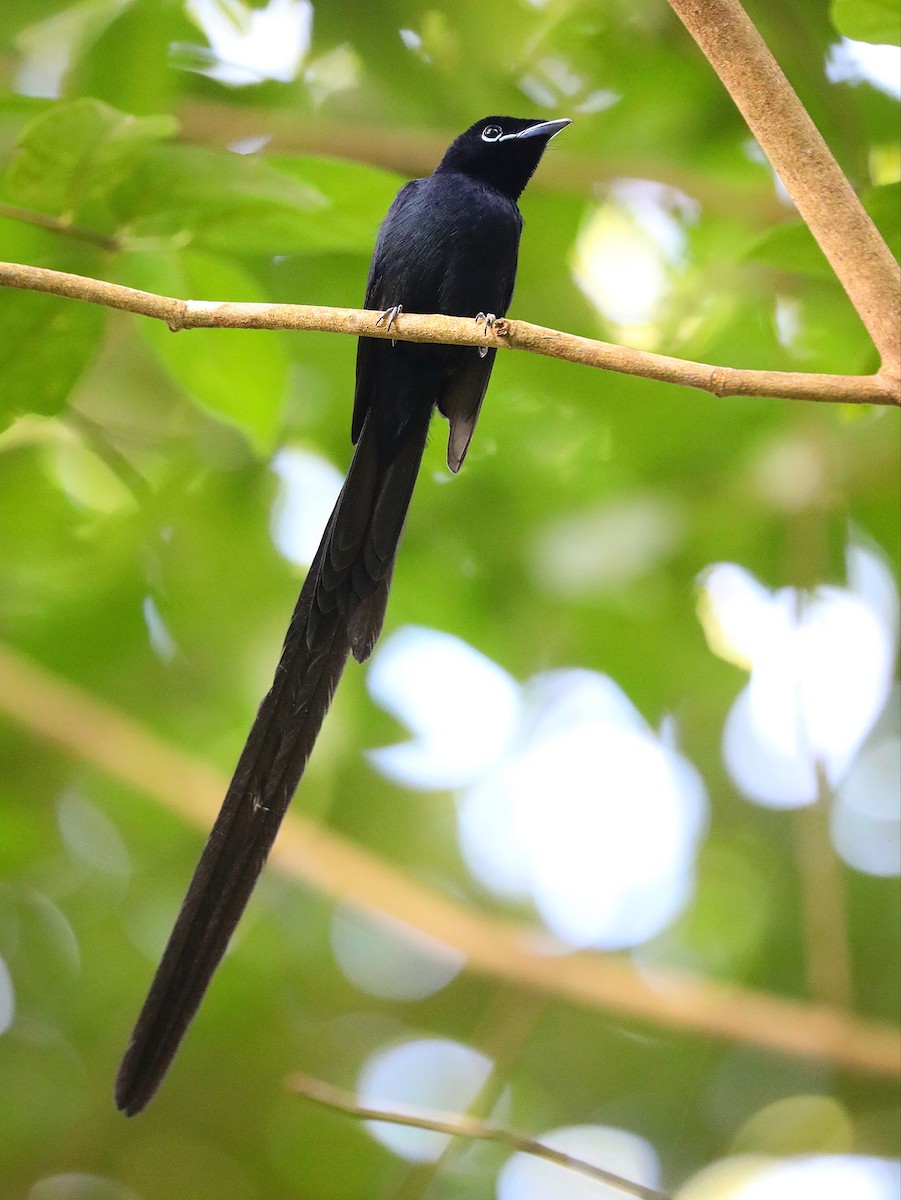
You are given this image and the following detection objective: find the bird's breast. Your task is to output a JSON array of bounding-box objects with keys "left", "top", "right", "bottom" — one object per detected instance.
[{"left": 379, "top": 175, "right": 521, "bottom": 319}]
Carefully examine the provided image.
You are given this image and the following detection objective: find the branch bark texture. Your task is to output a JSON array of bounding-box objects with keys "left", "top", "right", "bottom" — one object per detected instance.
[
  {"left": 1, "top": 260, "right": 897, "bottom": 406},
  {"left": 667, "top": 0, "right": 901, "bottom": 385}
]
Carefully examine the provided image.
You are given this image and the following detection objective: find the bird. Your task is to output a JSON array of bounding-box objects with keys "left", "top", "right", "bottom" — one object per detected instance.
[{"left": 115, "top": 114, "right": 571, "bottom": 1116}]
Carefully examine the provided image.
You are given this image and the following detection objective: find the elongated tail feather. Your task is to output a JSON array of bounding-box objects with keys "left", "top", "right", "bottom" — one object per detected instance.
[{"left": 115, "top": 408, "right": 431, "bottom": 1116}]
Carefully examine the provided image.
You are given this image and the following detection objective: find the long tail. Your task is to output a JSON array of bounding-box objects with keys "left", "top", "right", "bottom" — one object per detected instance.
[{"left": 115, "top": 406, "right": 431, "bottom": 1116}]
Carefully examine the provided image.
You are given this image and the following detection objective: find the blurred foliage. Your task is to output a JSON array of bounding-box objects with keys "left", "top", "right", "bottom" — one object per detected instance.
[
  {"left": 0, "top": 1, "right": 898, "bottom": 1199},
  {"left": 832, "top": 0, "right": 901, "bottom": 45}
]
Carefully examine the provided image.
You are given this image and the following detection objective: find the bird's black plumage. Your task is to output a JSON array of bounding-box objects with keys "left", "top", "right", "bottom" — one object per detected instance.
[{"left": 115, "top": 115, "right": 570, "bottom": 1116}]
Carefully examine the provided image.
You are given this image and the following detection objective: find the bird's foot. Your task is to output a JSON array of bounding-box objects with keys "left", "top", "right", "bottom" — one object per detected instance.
[
  {"left": 376, "top": 304, "right": 403, "bottom": 345},
  {"left": 475, "top": 312, "right": 497, "bottom": 358}
]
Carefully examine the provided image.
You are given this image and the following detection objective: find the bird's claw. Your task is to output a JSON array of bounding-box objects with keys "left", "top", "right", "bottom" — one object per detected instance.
[
  {"left": 376, "top": 304, "right": 403, "bottom": 345},
  {"left": 475, "top": 311, "right": 496, "bottom": 358}
]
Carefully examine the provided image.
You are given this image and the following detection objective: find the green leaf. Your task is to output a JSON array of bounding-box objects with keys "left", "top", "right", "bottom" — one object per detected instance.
[
  {"left": 267, "top": 156, "right": 403, "bottom": 253},
  {"left": 111, "top": 144, "right": 326, "bottom": 254},
  {"left": 862, "top": 180, "right": 901, "bottom": 259},
  {"left": 0, "top": 287, "right": 106, "bottom": 422},
  {"left": 747, "top": 182, "right": 901, "bottom": 279},
  {"left": 6, "top": 97, "right": 177, "bottom": 217},
  {"left": 120, "top": 250, "right": 288, "bottom": 453},
  {"left": 0, "top": 218, "right": 107, "bottom": 423},
  {"left": 69, "top": 0, "right": 195, "bottom": 115},
  {"left": 112, "top": 146, "right": 395, "bottom": 256},
  {"left": 0, "top": 94, "right": 51, "bottom": 167},
  {"left": 831, "top": 0, "right": 901, "bottom": 45},
  {"left": 746, "top": 220, "right": 834, "bottom": 280}
]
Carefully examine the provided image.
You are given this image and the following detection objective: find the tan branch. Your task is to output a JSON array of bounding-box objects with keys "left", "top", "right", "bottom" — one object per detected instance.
[
  {"left": 1, "top": 260, "right": 897, "bottom": 406},
  {"left": 286, "top": 1073, "right": 669, "bottom": 1200},
  {"left": 794, "top": 767, "right": 854, "bottom": 1008},
  {"left": 0, "top": 641, "right": 898, "bottom": 1078},
  {"left": 667, "top": 0, "right": 901, "bottom": 385}
]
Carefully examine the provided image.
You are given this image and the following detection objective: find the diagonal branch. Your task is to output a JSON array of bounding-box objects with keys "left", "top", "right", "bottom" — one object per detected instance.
[
  {"left": 0, "top": 641, "right": 898, "bottom": 1078},
  {"left": 667, "top": 0, "right": 901, "bottom": 385},
  {"left": 287, "top": 1074, "right": 669, "bottom": 1200},
  {"left": 1, "top": 259, "right": 897, "bottom": 406},
  {"left": 0, "top": 203, "right": 121, "bottom": 252}
]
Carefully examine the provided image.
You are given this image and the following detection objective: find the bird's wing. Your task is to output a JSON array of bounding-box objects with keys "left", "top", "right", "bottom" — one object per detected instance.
[
  {"left": 438, "top": 224, "right": 519, "bottom": 472},
  {"left": 440, "top": 349, "right": 496, "bottom": 472},
  {"left": 352, "top": 180, "right": 423, "bottom": 445}
]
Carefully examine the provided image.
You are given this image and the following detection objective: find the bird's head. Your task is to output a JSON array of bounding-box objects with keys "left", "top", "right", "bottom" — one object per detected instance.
[{"left": 437, "top": 115, "right": 571, "bottom": 200}]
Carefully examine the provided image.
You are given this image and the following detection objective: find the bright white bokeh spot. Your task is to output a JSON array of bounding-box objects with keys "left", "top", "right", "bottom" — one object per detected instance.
[
  {"left": 0, "top": 955, "right": 14, "bottom": 1036},
  {"left": 142, "top": 595, "right": 178, "bottom": 663},
  {"left": 572, "top": 207, "right": 668, "bottom": 332},
  {"left": 57, "top": 792, "right": 131, "bottom": 875},
  {"left": 367, "top": 629, "right": 707, "bottom": 950},
  {"left": 358, "top": 1038, "right": 493, "bottom": 1162},
  {"left": 458, "top": 668, "right": 706, "bottom": 949},
  {"left": 517, "top": 56, "right": 619, "bottom": 113},
  {"left": 229, "top": 134, "right": 272, "bottom": 155},
  {"left": 698, "top": 562, "right": 787, "bottom": 670},
  {"left": 676, "top": 1155, "right": 773, "bottom": 1199},
  {"left": 183, "top": 0, "right": 312, "bottom": 86},
  {"left": 571, "top": 181, "right": 696, "bottom": 346},
  {"left": 26, "top": 1175, "right": 140, "bottom": 1200},
  {"left": 523, "top": 669, "right": 650, "bottom": 742},
  {"left": 774, "top": 296, "right": 804, "bottom": 352},
  {"left": 701, "top": 546, "right": 897, "bottom": 809},
  {"left": 831, "top": 687, "right": 901, "bottom": 876},
  {"left": 722, "top": 688, "right": 817, "bottom": 809},
  {"left": 497, "top": 1124, "right": 660, "bottom": 1200},
  {"left": 461, "top": 709, "right": 705, "bottom": 949},
  {"left": 731, "top": 1155, "right": 901, "bottom": 1200},
  {"left": 330, "top": 905, "right": 465, "bottom": 1000},
  {"left": 367, "top": 626, "right": 521, "bottom": 790},
  {"left": 270, "top": 446, "right": 343, "bottom": 567},
  {"left": 827, "top": 39, "right": 901, "bottom": 99},
  {"left": 848, "top": 538, "right": 901, "bottom": 646},
  {"left": 14, "top": 1, "right": 131, "bottom": 98}
]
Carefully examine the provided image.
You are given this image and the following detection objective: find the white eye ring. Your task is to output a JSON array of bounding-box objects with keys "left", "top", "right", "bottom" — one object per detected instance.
[{"left": 481, "top": 125, "right": 503, "bottom": 142}]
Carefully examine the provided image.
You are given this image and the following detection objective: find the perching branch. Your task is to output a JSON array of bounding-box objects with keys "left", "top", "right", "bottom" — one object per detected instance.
[
  {"left": 667, "top": 0, "right": 901, "bottom": 386},
  {"left": 287, "top": 1073, "right": 670, "bottom": 1200},
  {"left": 0, "top": 260, "right": 897, "bottom": 406},
  {"left": 0, "top": 642, "right": 898, "bottom": 1079}
]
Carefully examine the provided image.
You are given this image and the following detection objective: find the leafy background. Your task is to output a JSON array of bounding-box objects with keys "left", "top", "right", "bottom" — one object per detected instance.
[{"left": 0, "top": 1, "right": 898, "bottom": 1198}]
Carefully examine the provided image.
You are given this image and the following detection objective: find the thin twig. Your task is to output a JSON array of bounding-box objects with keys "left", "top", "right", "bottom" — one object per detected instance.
[
  {"left": 286, "top": 1073, "right": 670, "bottom": 1200},
  {"left": 0, "top": 203, "right": 121, "bottom": 252},
  {"left": 391, "top": 992, "right": 548, "bottom": 1200},
  {"left": 0, "top": 641, "right": 898, "bottom": 1077},
  {"left": 667, "top": 0, "right": 901, "bottom": 385},
  {"left": 0, "top": 260, "right": 897, "bottom": 406},
  {"left": 64, "top": 411, "right": 152, "bottom": 503}
]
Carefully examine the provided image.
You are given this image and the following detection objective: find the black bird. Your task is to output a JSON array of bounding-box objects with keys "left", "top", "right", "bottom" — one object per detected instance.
[{"left": 115, "top": 114, "right": 570, "bottom": 1116}]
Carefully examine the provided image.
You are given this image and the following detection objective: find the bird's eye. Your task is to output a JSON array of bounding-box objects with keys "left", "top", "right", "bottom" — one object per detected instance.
[{"left": 481, "top": 125, "right": 503, "bottom": 142}]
